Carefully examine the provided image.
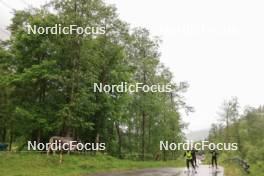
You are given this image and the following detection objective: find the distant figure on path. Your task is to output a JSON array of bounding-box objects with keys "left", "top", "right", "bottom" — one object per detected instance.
[{"left": 211, "top": 149, "right": 218, "bottom": 169}]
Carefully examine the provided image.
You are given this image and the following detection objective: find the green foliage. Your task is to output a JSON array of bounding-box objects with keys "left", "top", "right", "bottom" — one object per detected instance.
[
  {"left": 0, "top": 0, "right": 188, "bottom": 162},
  {"left": 209, "top": 100, "right": 264, "bottom": 176}
]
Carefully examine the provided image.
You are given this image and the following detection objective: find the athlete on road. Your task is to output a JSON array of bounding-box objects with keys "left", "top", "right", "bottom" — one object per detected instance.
[
  {"left": 191, "top": 148, "right": 198, "bottom": 167},
  {"left": 211, "top": 149, "right": 218, "bottom": 169},
  {"left": 184, "top": 150, "right": 197, "bottom": 173}
]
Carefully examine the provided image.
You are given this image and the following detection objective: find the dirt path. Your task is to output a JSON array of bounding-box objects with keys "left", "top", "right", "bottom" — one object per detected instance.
[{"left": 89, "top": 165, "right": 224, "bottom": 176}]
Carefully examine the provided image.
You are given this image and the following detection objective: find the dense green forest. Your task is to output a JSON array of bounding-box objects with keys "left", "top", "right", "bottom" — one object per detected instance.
[
  {"left": 0, "top": 0, "right": 189, "bottom": 161},
  {"left": 1, "top": 1, "right": 263, "bottom": 176},
  {"left": 208, "top": 97, "right": 264, "bottom": 175}
]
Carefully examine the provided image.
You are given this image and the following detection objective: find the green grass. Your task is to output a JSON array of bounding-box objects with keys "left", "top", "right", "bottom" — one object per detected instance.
[
  {"left": 0, "top": 152, "right": 184, "bottom": 176},
  {"left": 223, "top": 164, "right": 245, "bottom": 176}
]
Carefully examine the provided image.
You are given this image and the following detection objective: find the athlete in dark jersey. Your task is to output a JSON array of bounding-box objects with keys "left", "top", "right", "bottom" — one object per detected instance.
[
  {"left": 211, "top": 150, "right": 218, "bottom": 169},
  {"left": 191, "top": 148, "right": 198, "bottom": 167}
]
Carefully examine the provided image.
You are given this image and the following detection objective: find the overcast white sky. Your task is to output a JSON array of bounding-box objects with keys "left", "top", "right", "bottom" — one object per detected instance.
[{"left": 1, "top": 0, "right": 264, "bottom": 131}]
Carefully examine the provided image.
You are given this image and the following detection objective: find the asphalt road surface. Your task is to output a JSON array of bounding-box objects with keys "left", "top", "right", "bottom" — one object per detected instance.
[{"left": 90, "top": 165, "right": 224, "bottom": 176}]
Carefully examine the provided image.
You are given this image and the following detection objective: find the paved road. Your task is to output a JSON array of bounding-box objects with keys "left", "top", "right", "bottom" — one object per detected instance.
[{"left": 90, "top": 165, "right": 224, "bottom": 176}]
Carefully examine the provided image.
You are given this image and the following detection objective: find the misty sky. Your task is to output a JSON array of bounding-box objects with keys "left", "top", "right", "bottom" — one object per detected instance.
[{"left": 1, "top": 0, "right": 264, "bottom": 131}]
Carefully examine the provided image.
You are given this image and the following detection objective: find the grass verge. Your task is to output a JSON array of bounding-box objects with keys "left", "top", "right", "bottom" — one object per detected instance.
[
  {"left": 224, "top": 163, "right": 245, "bottom": 176},
  {"left": 0, "top": 152, "right": 184, "bottom": 176}
]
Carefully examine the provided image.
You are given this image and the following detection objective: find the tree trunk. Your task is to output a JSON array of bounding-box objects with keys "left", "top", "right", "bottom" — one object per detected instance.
[
  {"left": 115, "top": 122, "right": 122, "bottom": 158},
  {"left": 2, "top": 127, "right": 6, "bottom": 142},
  {"left": 9, "top": 130, "right": 13, "bottom": 151},
  {"left": 148, "top": 116, "right": 151, "bottom": 153},
  {"left": 128, "top": 120, "right": 132, "bottom": 155},
  {"left": 37, "top": 129, "right": 41, "bottom": 144},
  {"left": 141, "top": 111, "right": 146, "bottom": 161},
  {"left": 163, "top": 149, "right": 166, "bottom": 161}
]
